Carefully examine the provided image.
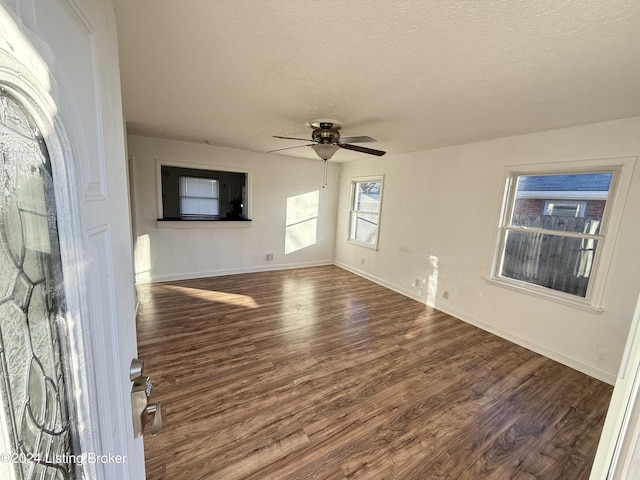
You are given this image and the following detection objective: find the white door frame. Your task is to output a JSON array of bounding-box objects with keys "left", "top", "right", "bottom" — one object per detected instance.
[
  {"left": 591, "top": 291, "right": 640, "bottom": 479},
  {"left": 0, "top": 1, "right": 144, "bottom": 478}
]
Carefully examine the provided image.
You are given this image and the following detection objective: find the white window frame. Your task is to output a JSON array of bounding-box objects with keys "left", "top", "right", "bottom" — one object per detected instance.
[
  {"left": 487, "top": 157, "right": 635, "bottom": 312},
  {"left": 347, "top": 175, "right": 384, "bottom": 250}
]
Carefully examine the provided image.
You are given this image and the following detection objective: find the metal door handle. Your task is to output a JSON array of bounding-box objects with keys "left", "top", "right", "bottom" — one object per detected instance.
[
  {"left": 146, "top": 402, "right": 163, "bottom": 436},
  {"left": 130, "top": 359, "right": 164, "bottom": 438}
]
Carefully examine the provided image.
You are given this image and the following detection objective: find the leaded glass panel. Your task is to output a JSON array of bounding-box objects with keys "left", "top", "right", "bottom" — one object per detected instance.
[{"left": 0, "top": 87, "right": 73, "bottom": 479}]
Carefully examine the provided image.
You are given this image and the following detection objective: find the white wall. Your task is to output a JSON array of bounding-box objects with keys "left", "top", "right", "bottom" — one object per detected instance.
[
  {"left": 334, "top": 117, "right": 640, "bottom": 383},
  {"left": 129, "top": 135, "right": 338, "bottom": 283}
]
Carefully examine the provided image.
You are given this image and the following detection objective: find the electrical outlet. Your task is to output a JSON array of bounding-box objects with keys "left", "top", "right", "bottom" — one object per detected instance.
[
  {"left": 360, "top": 258, "right": 365, "bottom": 265},
  {"left": 414, "top": 278, "right": 420, "bottom": 287},
  {"left": 266, "top": 253, "right": 274, "bottom": 261},
  {"left": 443, "top": 290, "right": 449, "bottom": 299}
]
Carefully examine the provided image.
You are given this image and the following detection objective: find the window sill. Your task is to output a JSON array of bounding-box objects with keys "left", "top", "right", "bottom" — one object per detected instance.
[
  {"left": 157, "top": 219, "right": 252, "bottom": 229},
  {"left": 346, "top": 239, "right": 379, "bottom": 251},
  {"left": 483, "top": 276, "right": 603, "bottom": 313}
]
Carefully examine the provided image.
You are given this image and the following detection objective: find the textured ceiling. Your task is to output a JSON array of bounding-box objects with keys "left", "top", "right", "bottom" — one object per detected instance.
[{"left": 114, "top": 0, "right": 640, "bottom": 162}]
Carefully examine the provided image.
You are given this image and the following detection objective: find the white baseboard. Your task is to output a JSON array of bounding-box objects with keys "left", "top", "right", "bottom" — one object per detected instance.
[
  {"left": 334, "top": 261, "right": 426, "bottom": 304},
  {"left": 436, "top": 304, "right": 616, "bottom": 385},
  {"left": 334, "top": 261, "right": 616, "bottom": 385},
  {"left": 137, "top": 259, "right": 334, "bottom": 284}
]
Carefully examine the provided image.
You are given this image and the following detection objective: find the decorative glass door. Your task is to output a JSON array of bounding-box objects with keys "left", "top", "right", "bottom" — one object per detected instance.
[{"left": 0, "top": 87, "right": 73, "bottom": 478}]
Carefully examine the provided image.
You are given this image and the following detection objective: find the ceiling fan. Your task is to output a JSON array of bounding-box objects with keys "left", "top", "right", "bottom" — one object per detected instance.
[
  {"left": 270, "top": 119, "right": 386, "bottom": 161},
  {"left": 269, "top": 119, "right": 385, "bottom": 187}
]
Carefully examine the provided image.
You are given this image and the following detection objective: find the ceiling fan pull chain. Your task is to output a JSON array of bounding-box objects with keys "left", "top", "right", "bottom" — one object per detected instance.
[{"left": 322, "top": 159, "right": 328, "bottom": 188}]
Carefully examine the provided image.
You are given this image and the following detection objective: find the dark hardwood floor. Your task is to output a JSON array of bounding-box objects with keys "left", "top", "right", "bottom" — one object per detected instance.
[{"left": 135, "top": 266, "right": 613, "bottom": 479}]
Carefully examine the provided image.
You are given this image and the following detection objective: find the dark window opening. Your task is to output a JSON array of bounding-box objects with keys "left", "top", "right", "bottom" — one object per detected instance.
[{"left": 160, "top": 165, "right": 249, "bottom": 221}]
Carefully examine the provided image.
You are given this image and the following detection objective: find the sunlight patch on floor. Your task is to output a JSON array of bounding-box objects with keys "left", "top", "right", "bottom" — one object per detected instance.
[{"left": 161, "top": 284, "right": 259, "bottom": 308}]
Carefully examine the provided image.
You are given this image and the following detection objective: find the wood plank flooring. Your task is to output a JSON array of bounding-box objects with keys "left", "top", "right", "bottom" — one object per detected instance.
[{"left": 135, "top": 266, "right": 613, "bottom": 479}]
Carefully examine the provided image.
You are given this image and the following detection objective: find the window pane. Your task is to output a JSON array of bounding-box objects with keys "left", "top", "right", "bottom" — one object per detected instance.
[
  {"left": 180, "top": 177, "right": 219, "bottom": 197},
  {"left": 355, "top": 182, "right": 381, "bottom": 212},
  {"left": 180, "top": 198, "right": 219, "bottom": 216},
  {"left": 179, "top": 176, "right": 219, "bottom": 217},
  {"left": 349, "top": 178, "right": 382, "bottom": 248},
  {"left": 512, "top": 172, "right": 612, "bottom": 233},
  {"left": 500, "top": 229, "right": 599, "bottom": 297},
  {"left": 351, "top": 212, "right": 378, "bottom": 244}
]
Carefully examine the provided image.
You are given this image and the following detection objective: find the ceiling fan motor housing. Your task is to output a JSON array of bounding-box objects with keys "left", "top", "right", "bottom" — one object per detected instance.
[{"left": 312, "top": 128, "right": 339, "bottom": 144}]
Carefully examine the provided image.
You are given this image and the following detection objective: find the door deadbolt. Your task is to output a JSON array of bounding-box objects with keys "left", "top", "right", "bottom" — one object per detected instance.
[{"left": 130, "top": 358, "right": 144, "bottom": 381}]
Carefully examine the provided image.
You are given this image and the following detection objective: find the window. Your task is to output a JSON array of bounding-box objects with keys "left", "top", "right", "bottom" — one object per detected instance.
[
  {"left": 159, "top": 165, "right": 249, "bottom": 221},
  {"left": 543, "top": 200, "right": 587, "bottom": 217},
  {"left": 349, "top": 177, "right": 383, "bottom": 248},
  {"left": 492, "top": 170, "right": 615, "bottom": 302},
  {"left": 179, "top": 176, "right": 219, "bottom": 218}
]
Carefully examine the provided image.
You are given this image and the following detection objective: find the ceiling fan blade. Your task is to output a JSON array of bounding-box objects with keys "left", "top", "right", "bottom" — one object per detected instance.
[
  {"left": 339, "top": 143, "right": 386, "bottom": 156},
  {"left": 273, "top": 135, "right": 313, "bottom": 142},
  {"left": 338, "top": 136, "right": 376, "bottom": 144},
  {"left": 267, "top": 144, "right": 315, "bottom": 153}
]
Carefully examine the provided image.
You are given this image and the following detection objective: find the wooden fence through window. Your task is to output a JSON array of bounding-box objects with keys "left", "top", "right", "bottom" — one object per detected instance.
[{"left": 501, "top": 214, "right": 601, "bottom": 297}]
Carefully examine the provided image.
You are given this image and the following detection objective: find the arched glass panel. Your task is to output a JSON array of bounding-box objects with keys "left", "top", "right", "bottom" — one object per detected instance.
[{"left": 0, "top": 87, "right": 73, "bottom": 479}]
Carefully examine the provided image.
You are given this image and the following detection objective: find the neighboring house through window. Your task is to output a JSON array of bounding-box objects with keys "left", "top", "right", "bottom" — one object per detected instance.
[{"left": 349, "top": 176, "right": 383, "bottom": 248}]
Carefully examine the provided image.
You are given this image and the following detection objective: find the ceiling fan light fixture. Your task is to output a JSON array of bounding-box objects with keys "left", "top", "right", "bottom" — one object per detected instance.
[{"left": 311, "top": 143, "right": 340, "bottom": 160}]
